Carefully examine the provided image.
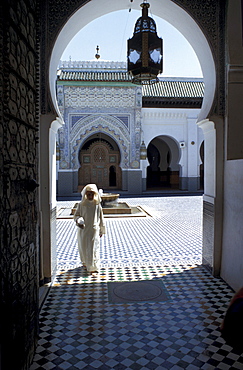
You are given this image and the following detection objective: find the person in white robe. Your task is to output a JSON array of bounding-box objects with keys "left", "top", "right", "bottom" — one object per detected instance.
[{"left": 74, "top": 184, "right": 106, "bottom": 273}]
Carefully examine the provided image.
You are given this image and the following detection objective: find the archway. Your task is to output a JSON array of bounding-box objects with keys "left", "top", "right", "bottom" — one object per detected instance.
[
  {"left": 147, "top": 136, "right": 180, "bottom": 189},
  {"left": 42, "top": 0, "right": 218, "bottom": 283},
  {"left": 78, "top": 133, "right": 121, "bottom": 191},
  {"left": 48, "top": 0, "right": 216, "bottom": 205},
  {"left": 49, "top": 0, "right": 216, "bottom": 122}
]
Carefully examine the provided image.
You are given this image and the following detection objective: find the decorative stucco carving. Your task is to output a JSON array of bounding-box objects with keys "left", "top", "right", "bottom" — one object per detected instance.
[
  {"left": 69, "top": 116, "right": 130, "bottom": 170},
  {"left": 70, "top": 114, "right": 130, "bottom": 142},
  {"left": 64, "top": 86, "right": 136, "bottom": 109},
  {"left": 171, "top": 0, "right": 226, "bottom": 116}
]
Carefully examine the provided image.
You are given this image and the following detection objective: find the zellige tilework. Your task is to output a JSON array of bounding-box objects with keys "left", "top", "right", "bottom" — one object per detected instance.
[{"left": 30, "top": 196, "right": 242, "bottom": 370}]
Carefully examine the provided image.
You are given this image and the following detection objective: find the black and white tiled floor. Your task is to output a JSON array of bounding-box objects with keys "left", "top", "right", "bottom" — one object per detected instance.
[{"left": 31, "top": 196, "right": 243, "bottom": 369}]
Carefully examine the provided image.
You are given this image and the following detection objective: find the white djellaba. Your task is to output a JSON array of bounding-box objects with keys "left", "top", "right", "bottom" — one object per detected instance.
[{"left": 74, "top": 184, "right": 106, "bottom": 273}]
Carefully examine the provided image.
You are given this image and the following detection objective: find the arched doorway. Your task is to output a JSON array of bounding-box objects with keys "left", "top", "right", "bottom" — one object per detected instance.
[
  {"left": 45, "top": 0, "right": 218, "bottom": 284},
  {"left": 49, "top": 1, "right": 216, "bottom": 123},
  {"left": 147, "top": 136, "right": 180, "bottom": 189},
  {"left": 78, "top": 134, "right": 121, "bottom": 191}
]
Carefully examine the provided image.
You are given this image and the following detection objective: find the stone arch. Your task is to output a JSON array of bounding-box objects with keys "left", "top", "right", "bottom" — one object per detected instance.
[
  {"left": 70, "top": 115, "right": 129, "bottom": 169},
  {"left": 44, "top": 0, "right": 220, "bottom": 278},
  {"left": 49, "top": 0, "right": 216, "bottom": 122}
]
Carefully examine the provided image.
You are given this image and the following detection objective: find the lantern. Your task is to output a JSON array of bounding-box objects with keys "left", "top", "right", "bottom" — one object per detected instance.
[
  {"left": 140, "top": 141, "right": 147, "bottom": 159},
  {"left": 127, "top": 2, "right": 163, "bottom": 84}
]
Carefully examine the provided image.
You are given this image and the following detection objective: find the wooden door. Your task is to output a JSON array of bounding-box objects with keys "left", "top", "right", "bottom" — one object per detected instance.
[{"left": 78, "top": 141, "right": 121, "bottom": 190}]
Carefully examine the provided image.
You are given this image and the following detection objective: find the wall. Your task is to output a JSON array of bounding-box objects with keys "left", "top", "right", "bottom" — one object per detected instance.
[
  {"left": 0, "top": 1, "right": 39, "bottom": 369},
  {"left": 220, "top": 0, "right": 243, "bottom": 291},
  {"left": 142, "top": 108, "right": 203, "bottom": 190},
  {"left": 221, "top": 160, "right": 243, "bottom": 291},
  {"left": 0, "top": 1, "right": 231, "bottom": 369}
]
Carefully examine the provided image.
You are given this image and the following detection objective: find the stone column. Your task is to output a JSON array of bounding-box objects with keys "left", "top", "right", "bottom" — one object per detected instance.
[
  {"left": 39, "top": 115, "right": 62, "bottom": 284},
  {"left": 197, "top": 118, "right": 224, "bottom": 276}
]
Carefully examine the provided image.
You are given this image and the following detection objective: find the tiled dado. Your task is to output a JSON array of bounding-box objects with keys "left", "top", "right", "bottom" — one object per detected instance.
[
  {"left": 203, "top": 200, "right": 214, "bottom": 274},
  {"left": 51, "top": 206, "right": 57, "bottom": 280}
]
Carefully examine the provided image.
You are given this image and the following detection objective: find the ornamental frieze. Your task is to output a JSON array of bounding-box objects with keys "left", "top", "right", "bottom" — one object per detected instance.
[{"left": 64, "top": 86, "right": 136, "bottom": 108}]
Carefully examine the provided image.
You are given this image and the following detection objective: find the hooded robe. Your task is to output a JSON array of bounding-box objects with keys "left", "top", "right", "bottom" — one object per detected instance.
[{"left": 74, "top": 184, "right": 106, "bottom": 272}]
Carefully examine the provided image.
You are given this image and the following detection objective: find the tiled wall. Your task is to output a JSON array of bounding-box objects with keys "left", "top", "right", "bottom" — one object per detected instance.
[{"left": 202, "top": 201, "right": 214, "bottom": 273}]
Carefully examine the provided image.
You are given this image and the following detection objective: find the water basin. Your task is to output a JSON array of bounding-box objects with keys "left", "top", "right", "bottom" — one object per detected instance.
[{"left": 102, "top": 202, "right": 132, "bottom": 214}]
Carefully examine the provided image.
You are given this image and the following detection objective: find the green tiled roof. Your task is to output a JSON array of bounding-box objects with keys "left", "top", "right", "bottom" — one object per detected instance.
[
  {"left": 58, "top": 71, "right": 132, "bottom": 82},
  {"left": 142, "top": 80, "right": 204, "bottom": 98},
  {"left": 58, "top": 69, "right": 204, "bottom": 107},
  {"left": 58, "top": 70, "right": 204, "bottom": 99}
]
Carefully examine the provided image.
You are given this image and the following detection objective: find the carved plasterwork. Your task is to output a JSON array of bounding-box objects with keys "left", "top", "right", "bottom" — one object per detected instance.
[
  {"left": 70, "top": 114, "right": 130, "bottom": 142},
  {"left": 143, "top": 111, "right": 187, "bottom": 120},
  {"left": 70, "top": 115, "right": 130, "bottom": 169},
  {"left": 171, "top": 0, "right": 225, "bottom": 116},
  {"left": 64, "top": 86, "right": 136, "bottom": 109}
]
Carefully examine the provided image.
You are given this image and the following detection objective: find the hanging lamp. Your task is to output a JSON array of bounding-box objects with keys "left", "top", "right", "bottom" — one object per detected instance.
[
  {"left": 127, "top": 2, "right": 163, "bottom": 84},
  {"left": 140, "top": 140, "right": 147, "bottom": 159}
]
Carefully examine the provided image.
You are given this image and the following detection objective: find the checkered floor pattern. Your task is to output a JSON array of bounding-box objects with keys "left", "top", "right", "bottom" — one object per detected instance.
[{"left": 30, "top": 196, "right": 243, "bottom": 369}]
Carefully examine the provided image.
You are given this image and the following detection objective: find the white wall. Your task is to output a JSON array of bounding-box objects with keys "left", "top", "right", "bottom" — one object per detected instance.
[
  {"left": 142, "top": 108, "right": 203, "bottom": 179},
  {"left": 220, "top": 0, "right": 243, "bottom": 291},
  {"left": 221, "top": 160, "right": 243, "bottom": 291}
]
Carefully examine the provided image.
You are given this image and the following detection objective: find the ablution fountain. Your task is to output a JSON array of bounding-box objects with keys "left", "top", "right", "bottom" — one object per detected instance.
[
  {"left": 71, "top": 192, "right": 132, "bottom": 215},
  {"left": 58, "top": 192, "right": 147, "bottom": 219},
  {"left": 100, "top": 193, "right": 132, "bottom": 214}
]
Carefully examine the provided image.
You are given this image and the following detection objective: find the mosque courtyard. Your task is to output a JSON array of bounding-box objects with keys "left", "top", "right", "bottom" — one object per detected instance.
[{"left": 30, "top": 196, "right": 243, "bottom": 370}]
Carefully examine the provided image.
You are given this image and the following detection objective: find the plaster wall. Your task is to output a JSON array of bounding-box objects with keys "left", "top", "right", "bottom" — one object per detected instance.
[
  {"left": 142, "top": 108, "right": 202, "bottom": 182},
  {"left": 143, "top": 108, "right": 200, "bottom": 144},
  {"left": 221, "top": 160, "right": 243, "bottom": 292},
  {"left": 219, "top": 0, "right": 243, "bottom": 289}
]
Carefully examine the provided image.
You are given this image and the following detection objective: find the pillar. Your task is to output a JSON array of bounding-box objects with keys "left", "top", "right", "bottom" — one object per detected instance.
[
  {"left": 197, "top": 117, "right": 224, "bottom": 276},
  {"left": 39, "top": 115, "right": 63, "bottom": 284}
]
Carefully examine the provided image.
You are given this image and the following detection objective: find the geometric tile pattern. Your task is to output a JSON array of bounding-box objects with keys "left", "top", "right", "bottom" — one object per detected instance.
[
  {"left": 30, "top": 196, "right": 243, "bottom": 369},
  {"left": 56, "top": 196, "right": 203, "bottom": 270}
]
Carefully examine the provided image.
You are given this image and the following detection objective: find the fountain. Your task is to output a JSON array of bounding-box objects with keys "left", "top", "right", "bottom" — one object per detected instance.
[
  {"left": 101, "top": 193, "right": 120, "bottom": 204},
  {"left": 67, "top": 191, "right": 147, "bottom": 218},
  {"left": 101, "top": 193, "right": 132, "bottom": 214},
  {"left": 70, "top": 192, "right": 132, "bottom": 215}
]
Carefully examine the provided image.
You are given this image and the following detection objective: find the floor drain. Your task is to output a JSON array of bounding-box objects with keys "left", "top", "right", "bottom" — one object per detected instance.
[{"left": 107, "top": 280, "right": 171, "bottom": 304}]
